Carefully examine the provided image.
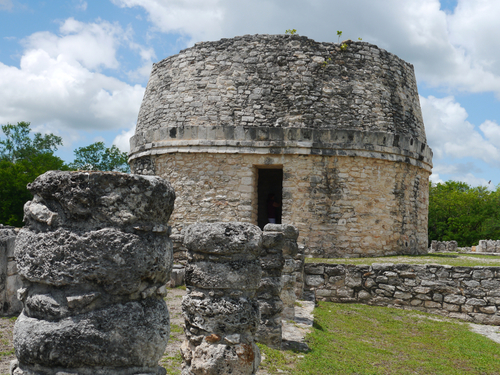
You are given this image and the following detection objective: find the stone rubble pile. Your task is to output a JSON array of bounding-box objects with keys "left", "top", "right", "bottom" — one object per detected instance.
[
  {"left": 181, "top": 222, "right": 262, "bottom": 375},
  {"left": 255, "top": 225, "right": 285, "bottom": 349},
  {"left": 11, "top": 171, "right": 175, "bottom": 375}
]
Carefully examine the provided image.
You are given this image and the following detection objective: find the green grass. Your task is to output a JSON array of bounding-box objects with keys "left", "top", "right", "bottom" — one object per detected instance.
[
  {"left": 305, "top": 253, "right": 500, "bottom": 267},
  {"left": 291, "top": 302, "right": 500, "bottom": 375},
  {"left": 160, "top": 351, "right": 182, "bottom": 375}
]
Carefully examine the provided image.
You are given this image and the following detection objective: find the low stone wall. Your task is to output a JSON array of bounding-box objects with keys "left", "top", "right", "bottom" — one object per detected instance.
[
  {"left": 0, "top": 225, "right": 22, "bottom": 316},
  {"left": 304, "top": 262, "right": 500, "bottom": 325},
  {"left": 429, "top": 240, "right": 457, "bottom": 252},
  {"left": 477, "top": 240, "right": 500, "bottom": 253}
]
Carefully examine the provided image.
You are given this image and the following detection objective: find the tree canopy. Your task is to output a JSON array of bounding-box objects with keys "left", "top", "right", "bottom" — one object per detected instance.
[
  {"left": 70, "top": 141, "right": 130, "bottom": 173},
  {"left": 0, "top": 122, "right": 67, "bottom": 226},
  {"left": 428, "top": 181, "right": 500, "bottom": 246},
  {"left": 0, "top": 122, "right": 130, "bottom": 227}
]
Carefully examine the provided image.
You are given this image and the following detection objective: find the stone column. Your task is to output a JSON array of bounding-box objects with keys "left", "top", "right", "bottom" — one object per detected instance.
[
  {"left": 256, "top": 227, "right": 285, "bottom": 349},
  {"left": 264, "top": 224, "right": 299, "bottom": 320},
  {"left": 11, "top": 171, "right": 175, "bottom": 375},
  {"left": 181, "top": 222, "right": 262, "bottom": 375}
]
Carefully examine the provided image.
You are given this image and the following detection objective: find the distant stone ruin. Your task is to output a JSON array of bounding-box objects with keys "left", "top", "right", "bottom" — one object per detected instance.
[
  {"left": 429, "top": 240, "right": 458, "bottom": 253},
  {"left": 130, "top": 34, "right": 433, "bottom": 258},
  {"left": 181, "top": 222, "right": 262, "bottom": 375},
  {"left": 477, "top": 240, "right": 500, "bottom": 253},
  {"left": 11, "top": 171, "right": 176, "bottom": 375},
  {"left": 0, "top": 225, "right": 22, "bottom": 316}
]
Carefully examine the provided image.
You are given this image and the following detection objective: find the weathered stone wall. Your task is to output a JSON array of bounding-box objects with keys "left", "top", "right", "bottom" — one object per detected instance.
[
  {"left": 477, "top": 240, "right": 500, "bottom": 253},
  {"left": 0, "top": 225, "right": 22, "bottom": 316},
  {"left": 130, "top": 34, "right": 432, "bottom": 258},
  {"left": 181, "top": 222, "right": 261, "bottom": 375},
  {"left": 137, "top": 152, "right": 429, "bottom": 258},
  {"left": 256, "top": 225, "right": 285, "bottom": 349},
  {"left": 11, "top": 171, "right": 176, "bottom": 375},
  {"left": 429, "top": 240, "right": 458, "bottom": 252},
  {"left": 132, "top": 34, "right": 427, "bottom": 142},
  {"left": 304, "top": 262, "right": 500, "bottom": 325}
]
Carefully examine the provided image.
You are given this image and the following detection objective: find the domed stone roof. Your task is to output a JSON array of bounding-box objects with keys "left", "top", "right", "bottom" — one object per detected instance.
[{"left": 130, "top": 34, "right": 431, "bottom": 171}]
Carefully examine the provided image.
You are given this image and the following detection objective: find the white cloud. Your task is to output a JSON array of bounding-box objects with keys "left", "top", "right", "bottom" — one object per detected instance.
[
  {"left": 76, "top": 1, "right": 88, "bottom": 11},
  {"left": 0, "top": 18, "right": 145, "bottom": 135},
  {"left": 421, "top": 95, "right": 500, "bottom": 164},
  {"left": 113, "top": 126, "right": 136, "bottom": 152},
  {"left": 0, "top": 0, "right": 12, "bottom": 11},
  {"left": 110, "top": 0, "right": 500, "bottom": 97},
  {"left": 23, "top": 18, "right": 122, "bottom": 70}
]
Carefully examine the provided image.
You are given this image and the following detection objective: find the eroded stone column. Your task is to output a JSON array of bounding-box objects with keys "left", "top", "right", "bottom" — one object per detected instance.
[
  {"left": 255, "top": 227, "right": 284, "bottom": 349},
  {"left": 181, "top": 222, "right": 262, "bottom": 375},
  {"left": 11, "top": 171, "right": 175, "bottom": 375},
  {"left": 264, "top": 224, "right": 299, "bottom": 320}
]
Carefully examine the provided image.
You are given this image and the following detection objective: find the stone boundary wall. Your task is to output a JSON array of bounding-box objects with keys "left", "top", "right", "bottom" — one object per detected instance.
[
  {"left": 304, "top": 262, "right": 500, "bottom": 325},
  {"left": 0, "top": 225, "right": 22, "bottom": 316}
]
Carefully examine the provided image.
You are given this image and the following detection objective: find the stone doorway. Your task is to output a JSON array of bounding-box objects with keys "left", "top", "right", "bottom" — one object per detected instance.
[{"left": 257, "top": 167, "right": 283, "bottom": 229}]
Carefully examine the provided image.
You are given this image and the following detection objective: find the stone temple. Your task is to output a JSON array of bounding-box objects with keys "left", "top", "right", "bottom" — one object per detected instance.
[{"left": 129, "top": 34, "right": 433, "bottom": 258}]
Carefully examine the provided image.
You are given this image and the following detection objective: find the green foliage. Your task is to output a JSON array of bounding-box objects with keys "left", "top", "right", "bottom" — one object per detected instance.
[
  {"left": 305, "top": 253, "right": 500, "bottom": 267},
  {"left": 428, "top": 181, "right": 500, "bottom": 246},
  {"left": 0, "top": 122, "right": 67, "bottom": 227},
  {"left": 340, "top": 42, "right": 348, "bottom": 51},
  {"left": 337, "top": 30, "right": 342, "bottom": 42},
  {"left": 71, "top": 141, "right": 130, "bottom": 173},
  {"left": 285, "top": 29, "right": 297, "bottom": 35},
  {"left": 0, "top": 121, "right": 62, "bottom": 163}
]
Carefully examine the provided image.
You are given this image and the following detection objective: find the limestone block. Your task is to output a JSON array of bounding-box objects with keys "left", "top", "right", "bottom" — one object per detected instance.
[
  {"left": 181, "top": 222, "right": 261, "bottom": 375},
  {"left": 16, "top": 228, "right": 172, "bottom": 294},
  {"left": 11, "top": 171, "right": 175, "bottom": 375}
]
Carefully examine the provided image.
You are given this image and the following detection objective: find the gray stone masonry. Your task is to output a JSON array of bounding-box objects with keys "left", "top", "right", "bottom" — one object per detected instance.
[
  {"left": 130, "top": 34, "right": 432, "bottom": 173},
  {"left": 477, "top": 240, "right": 500, "bottom": 253},
  {"left": 181, "top": 222, "right": 262, "bottom": 375},
  {"left": 255, "top": 225, "right": 285, "bottom": 349},
  {"left": 304, "top": 262, "right": 500, "bottom": 325},
  {"left": 263, "top": 224, "right": 300, "bottom": 320},
  {"left": 429, "top": 240, "right": 458, "bottom": 252},
  {"left": 0, "top": 225, "right": 22, "bottom": 316},
  {"left": 11, "top": 171, "right": 176, "bottom": 375}
]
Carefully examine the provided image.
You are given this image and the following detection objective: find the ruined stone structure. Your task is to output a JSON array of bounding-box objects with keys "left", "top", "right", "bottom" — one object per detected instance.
[
  {"left": 303, "top": 262, "right": 500, "bottom": 326},
  {"left": 130, "top": 34, "right": 433, "bottom": 258},
  {"left": 11, "top": 171, "right": 175, "bottom": 375},
  {"left": 256, "top": 225, "right": 285, "bottom": 349},
  {"left": 181, "top": 222, "right": 261, "bottom": 375},
  {"left": 477, "top": 240, "right": 500, "bottom": 253},
  {"left": 429, "top": 240, "right": 458, "bottom": 253},
  {"left": 0, "top": 225, "right": 22, "bottom": 316}
]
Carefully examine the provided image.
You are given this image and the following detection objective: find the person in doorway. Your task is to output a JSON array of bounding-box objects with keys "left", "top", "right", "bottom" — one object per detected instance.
[{"left": 267, "top": 193, "right": 280, "bottom": 224}]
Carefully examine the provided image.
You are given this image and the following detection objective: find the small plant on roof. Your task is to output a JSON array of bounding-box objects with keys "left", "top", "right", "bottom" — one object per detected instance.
[
  {"left": 285, "top": 29, "right": 297, "bottom": 35},
  {"left": 337, "top": 30, "right": 342, "bottom": 43}
]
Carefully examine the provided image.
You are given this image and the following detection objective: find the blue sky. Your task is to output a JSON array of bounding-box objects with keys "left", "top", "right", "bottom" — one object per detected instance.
[{"left": 1, "top": 0, "right": 500, "bottom": 188}]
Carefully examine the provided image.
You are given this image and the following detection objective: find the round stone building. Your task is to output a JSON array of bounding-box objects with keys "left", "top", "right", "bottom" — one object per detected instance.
[{"left": 129, "top": 34, "right": 433, "bottom": 258}]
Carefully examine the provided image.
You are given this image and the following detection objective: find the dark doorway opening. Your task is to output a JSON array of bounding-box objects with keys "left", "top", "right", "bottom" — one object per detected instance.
[{"left": 257, "top": 168, "right": 283, "bottom": 229}]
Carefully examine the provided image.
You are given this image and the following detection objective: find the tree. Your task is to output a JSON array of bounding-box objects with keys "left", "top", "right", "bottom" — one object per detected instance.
[
  {"left": 71, "top": 141, "right": 130, "bottom": 173},
  {"left": 428, "top": 181, "right": 500, "bottom": 246},
  {"left": 0, "top": 122, "right": 67, "bottom": 227}
]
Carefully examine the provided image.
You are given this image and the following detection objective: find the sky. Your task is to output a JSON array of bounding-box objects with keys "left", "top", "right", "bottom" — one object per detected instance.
[{"left": 1, "top": 0, "right": 500, "bottom": 188}]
